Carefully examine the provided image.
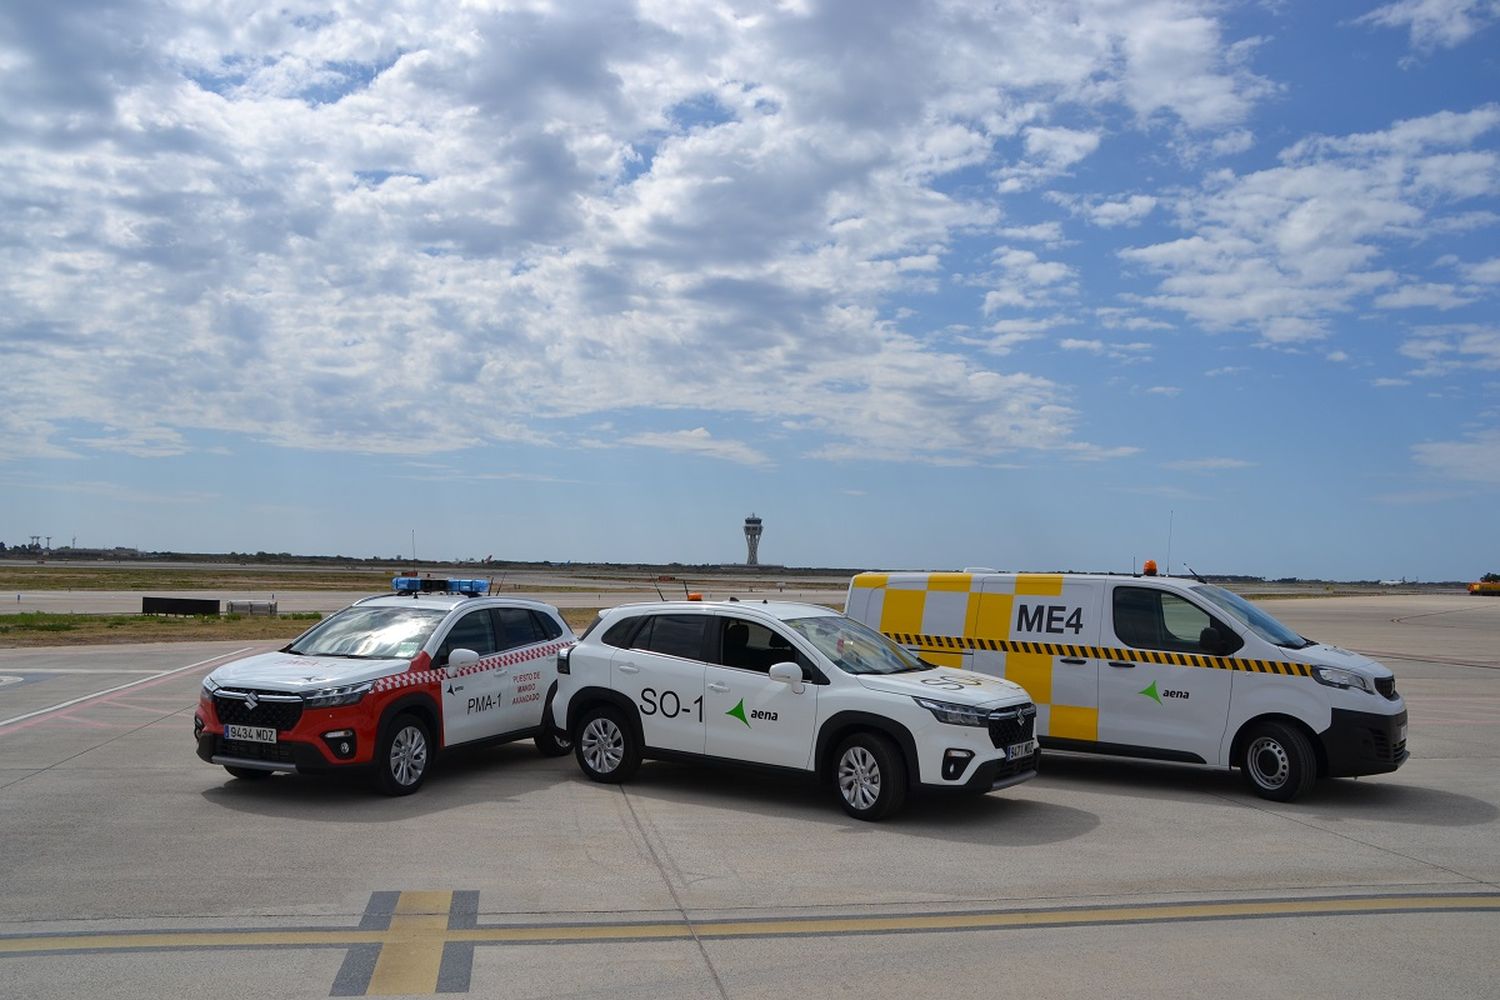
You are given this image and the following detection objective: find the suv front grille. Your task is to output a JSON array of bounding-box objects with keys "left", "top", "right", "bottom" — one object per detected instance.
[
  {"left": 214, "top": 691, "right": 304, "bottom": 731},
  {"left": 219, "top": 738, "right": 296, "bottom": 763},
  {"left": 988, "top": 704, "right": 1037, "bottom": 749}
]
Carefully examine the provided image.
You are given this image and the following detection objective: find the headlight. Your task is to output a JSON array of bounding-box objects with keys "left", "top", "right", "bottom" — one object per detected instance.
[
  {"left": 202, "top": 676, "right": 220, "bottom": 696},
  {"left": 1311, "top": 665, "right": 1374, "bottom": 694},
  {"left": 304, "top": 681, "right": 373, "bottom": 708},
  {"left": 913, "top": 696, "right": 991, "bottom": 727}
]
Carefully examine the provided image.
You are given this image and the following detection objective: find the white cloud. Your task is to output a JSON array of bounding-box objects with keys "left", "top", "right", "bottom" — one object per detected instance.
[
  {"left": 0, "top": 1, "right": 1287, "bottom": 468},
  {"left": 1398, "top": 324, "right": 1500, "bottom": 374},
  {"left": 622, "top": 428, "right": 771, "bottom": 467},
  {"left": 1357, "top": 0, "right": 1500, "bottom": 53},
  {"left": 1374, "top": 282, "right": 1476, "bottom": 309},
  {"left": 1119, "top": 105, "right": 1500, "bottom": 343},
  {"left": 1462, "top": 256, "right": 1500, "bottom": 282},
  {"left": 1060, "top": 338, "right": 1153, "bottom": 360},
  {"left": 996, "top": 221, "right": 1068, "bottom": 246},
  {"left": 1413, "top": 429, "right": 1500, "bottom": 483},
  {"left": 1024, "top": 126, "right": 1102, "bottom": 169},
  {"left": 1145, "top": 385, "right": 1182, "bottom": 396},
  {"left": 982, "top": 247, "right": 1077, "bottom": 311},
  {"left": 1372, "top": 377, "right": 1412, "bottom": 386},
  {"left": 1052, "top": 192, "right": 1159, "bottom": 227}
]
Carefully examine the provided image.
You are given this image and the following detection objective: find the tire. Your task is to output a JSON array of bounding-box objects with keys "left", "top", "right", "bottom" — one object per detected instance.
[
  {"left": 1240, "top": 720, "right": 1317, "bottom": 802},
  {"left": 375, "top": 713, "right": 433, "bottom": 796},
  {"left": 834, "top": 732, "right": 908, "bottom": 821},
  {"left": 223, "top": 765, "right": 272, "bottom": 781},
  {"left": 573, "top": 707, "right": 640, "bottom": 784},
  {"left": 535, "top": 723, "right": 573, "bottom": 757}
]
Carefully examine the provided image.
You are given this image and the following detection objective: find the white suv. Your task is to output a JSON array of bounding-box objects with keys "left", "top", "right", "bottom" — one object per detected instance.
[{"left": 552, "top": 600, "right": 1039, "bottom": 820}]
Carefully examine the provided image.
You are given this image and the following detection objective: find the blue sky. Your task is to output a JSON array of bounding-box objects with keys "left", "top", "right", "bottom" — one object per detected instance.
[{"left": 1, "top": 1, "right": 1497, "bottom": 581}]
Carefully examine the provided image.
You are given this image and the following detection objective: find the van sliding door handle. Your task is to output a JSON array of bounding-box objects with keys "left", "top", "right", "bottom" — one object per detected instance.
[
  {"left": 707, "top": 682, "right": 730, "bottom": 693},
  {"left": 1108, "top": 661, "right": 1135, "bottom": 669},
  {"left": 618, "top": 664, "right": 641, "bottom": 674},
  {"left": 1059, "top": 657, "right": 1087, "bottom": 665}
]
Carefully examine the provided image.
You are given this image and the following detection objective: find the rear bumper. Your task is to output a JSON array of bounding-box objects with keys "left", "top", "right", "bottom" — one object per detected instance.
[{"left": 1320, "top": 707, "right": 1408, "bottom": 777}]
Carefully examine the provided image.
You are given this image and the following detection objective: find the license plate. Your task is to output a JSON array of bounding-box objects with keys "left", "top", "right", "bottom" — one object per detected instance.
[
  {"left": 1007, "top": 738, "right": 1038, "bottom": 760},
  {"left": 225, "top": 724, "right": 277, "bottom": 744}
]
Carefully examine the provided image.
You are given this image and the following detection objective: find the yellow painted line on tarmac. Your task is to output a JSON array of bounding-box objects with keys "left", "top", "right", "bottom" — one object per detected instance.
[
  {"left": 4, "top": 892, "right": 1498, "bottom": 955},
  {"left": 3, "top": 891, "right": 1498, "bottom": 995},
  {"left": 366, "top": 890, "right": 453, "bottom": 996}
]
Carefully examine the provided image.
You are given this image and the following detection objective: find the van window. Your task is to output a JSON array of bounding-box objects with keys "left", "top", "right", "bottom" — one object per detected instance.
[{"left": 1112, "top": 587, "right": 1241, "bottom": 656}]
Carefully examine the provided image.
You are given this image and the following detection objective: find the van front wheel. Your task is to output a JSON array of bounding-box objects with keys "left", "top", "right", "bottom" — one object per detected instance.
[{"left": 1240, "top": 721, "right": 1316, "bottom": 802}]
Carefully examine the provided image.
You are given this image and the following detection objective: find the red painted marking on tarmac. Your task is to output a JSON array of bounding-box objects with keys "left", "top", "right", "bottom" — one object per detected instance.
[
  {"left": 50, "top": 713, "right": 114, "bottom": 730},
  {"left": 0, "top": 648, "right": 254, "bottom": 735}
]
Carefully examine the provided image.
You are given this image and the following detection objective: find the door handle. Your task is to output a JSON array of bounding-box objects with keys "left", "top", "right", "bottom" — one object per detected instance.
[
  {"left": 1108, "top": 661, "right": 1135, "bottom": 669},
  {"left": 708, "top": 682, "right": 730, "bottom": 692},
  {"left": 618, "top": 663, "right": 640, "bottom": 674},
  {"left": 1059, "top": 657, "right": 1087, "bottom": 665}
]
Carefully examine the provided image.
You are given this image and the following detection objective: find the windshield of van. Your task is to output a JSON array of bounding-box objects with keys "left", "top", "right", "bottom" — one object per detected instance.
[
  {"left": 284, "top": 606, "right": 447, "bottom": 659},
  {"left": 784, "top": 615, "right": 930, "bottom": 675},
  {"left": 1191, "top": 585, "right": 1312, "bottom": 649}
]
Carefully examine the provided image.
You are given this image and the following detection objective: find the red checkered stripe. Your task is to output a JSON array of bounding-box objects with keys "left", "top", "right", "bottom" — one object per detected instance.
[{"left": 370, "top": 641, "right": 572, "bottom": 694}]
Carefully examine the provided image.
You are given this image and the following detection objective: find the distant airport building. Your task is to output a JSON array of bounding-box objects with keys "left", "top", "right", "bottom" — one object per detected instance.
[{"left": 744, "top": 514, "right": 763, "bottom": 566}]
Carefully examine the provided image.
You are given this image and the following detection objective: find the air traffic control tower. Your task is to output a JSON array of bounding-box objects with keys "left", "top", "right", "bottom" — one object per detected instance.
[{"left": 743, "top": 514, "right": 763, "bottom": 566}]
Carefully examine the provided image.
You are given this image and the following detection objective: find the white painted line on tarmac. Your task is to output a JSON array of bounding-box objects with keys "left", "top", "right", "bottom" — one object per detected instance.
[
  {"left": 5, "top": 668, "right": 165, "bottom": 674},
  {"left": 0, "top": 648, "right": 253, "bottom": 730}
]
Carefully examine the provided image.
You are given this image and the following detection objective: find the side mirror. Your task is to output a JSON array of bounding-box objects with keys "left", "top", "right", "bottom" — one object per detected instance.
[
  {"left": 1198, "top": 627, "right": 1227, "bottom": 656},
  {"left": 446, "top": 648, "right": 479, "bottom": 677},
  {"left": 768, "top": 661, "right": 804, "bottom": 694}
]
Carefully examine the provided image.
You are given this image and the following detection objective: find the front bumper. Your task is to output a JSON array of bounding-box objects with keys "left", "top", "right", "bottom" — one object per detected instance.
[
  {"left": 963, "top": 749, "right": 1040, "bottom": 792},
  {"left": 195, "top": 731, "right": 342, "bottom": 773},
  {"left": 1319, "top": 707, "right": 1409, "bottom": 777},
  {"left": 194, "top": 690, "right": 379, "bottom": 772}
]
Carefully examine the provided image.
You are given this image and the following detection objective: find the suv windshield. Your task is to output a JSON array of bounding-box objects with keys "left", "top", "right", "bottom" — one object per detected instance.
[
  {"left": 1191, "top": 585, "right": 1311, "bottom": 649},
  {"left": 286, "top": 606, "right": 448, "bottom": 659},
  {"left": 785, "top": 614, "right": 929, "bottom": 675}
]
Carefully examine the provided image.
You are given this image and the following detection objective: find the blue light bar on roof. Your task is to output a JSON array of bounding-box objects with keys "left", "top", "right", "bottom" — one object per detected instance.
[{"left": 391, "top": 577, "right": 490, "bottom": 595}]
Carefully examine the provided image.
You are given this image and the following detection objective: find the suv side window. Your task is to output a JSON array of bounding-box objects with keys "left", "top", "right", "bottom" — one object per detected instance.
[
  {"left": 1112, "top": 587, "right": 1242, "bottom": 656},
  {"left": 717, "top": 617, "right": 783, "bottom": 673},
  {"left": 714, "top": 616, "right": 824, "bottom": 682},
  {"left": 631, "top": 614, "right": 709, "bottom": 660},
  {"left": 530, "top": 610, "right": 564, "bottom": 641},
  {"left": 601, "top": 616, "right": 641, "bottom": 648},
  {"left": 437, "top": 609, "right": 499, "bottom": 664},
  {"left": 494, "top": 607, "right": 543, "bottom": 650}
]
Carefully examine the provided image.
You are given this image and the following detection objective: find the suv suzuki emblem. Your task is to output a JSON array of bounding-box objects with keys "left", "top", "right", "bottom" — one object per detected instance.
[{"left": 245, "top": 692, "right": 259, "bottom": 710}]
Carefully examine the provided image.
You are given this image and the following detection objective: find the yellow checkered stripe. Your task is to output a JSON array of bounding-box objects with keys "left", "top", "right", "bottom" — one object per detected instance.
[{"left": 885, "top": 631, "right": 1313, "bottom": 677}]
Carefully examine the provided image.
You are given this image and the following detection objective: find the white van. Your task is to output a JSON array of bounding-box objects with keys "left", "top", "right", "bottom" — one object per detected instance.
[{"left": 845, "top": 570, "right": 1408, "bottom": 801}]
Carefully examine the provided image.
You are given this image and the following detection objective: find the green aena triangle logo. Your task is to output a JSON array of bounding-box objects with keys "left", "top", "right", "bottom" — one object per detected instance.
[{"left": 726, "top": 699, "right": 751, "bottom": 727}]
